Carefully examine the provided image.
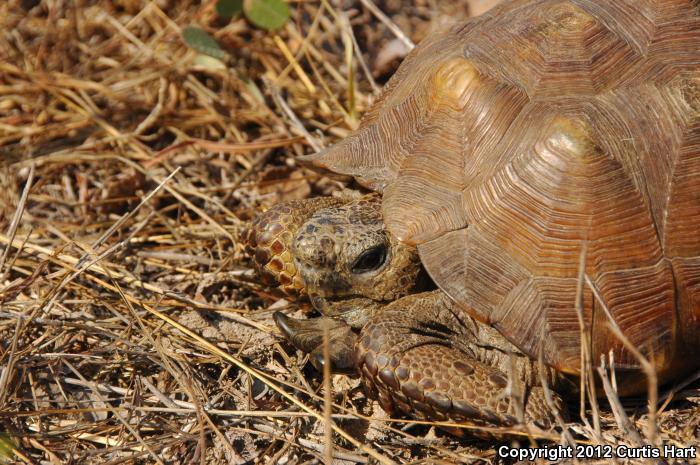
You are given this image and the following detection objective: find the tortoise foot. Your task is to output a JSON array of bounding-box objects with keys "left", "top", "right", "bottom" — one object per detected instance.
[
  {"left": 356, "top": 291, "right": 566, "bottom": 428},
  {"left": 273, "top": 312, "right": 358, "bottom": 374}
]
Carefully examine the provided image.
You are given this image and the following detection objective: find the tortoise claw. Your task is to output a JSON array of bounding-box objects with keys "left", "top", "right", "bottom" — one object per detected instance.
[
  {"left": 274, "top": 311, "right": 324, "bottom": 353},
  {"left": 273, "top": 312, "right": 358, "bottom": 374}
]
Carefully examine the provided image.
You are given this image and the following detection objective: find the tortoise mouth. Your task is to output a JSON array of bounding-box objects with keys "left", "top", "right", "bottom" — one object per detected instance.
[
  {"left": 308, "top": 293, "right": 386, "bottom": 328},
  {"left": 309, "top": 292, "right": 380, "bottom": 314},
  {"left": 307, "top": 264, "right": 437, "bottom": 317}
]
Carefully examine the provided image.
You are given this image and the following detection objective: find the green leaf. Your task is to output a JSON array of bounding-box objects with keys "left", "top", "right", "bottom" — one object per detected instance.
[
  {"left": 182, "top": 26, "right": 226, "bottom": 60},
  {"left": 216, "top": 0, "right": 243, "bottom": 18},
  {"left": 242, "top": 77, "right": 265, "bottom": 104},
  {"left": 243, "top": 0, "right": 290, "bottom": 31},
  {"left": 192, "top": 54, "right": 227, "bottom": 70}
]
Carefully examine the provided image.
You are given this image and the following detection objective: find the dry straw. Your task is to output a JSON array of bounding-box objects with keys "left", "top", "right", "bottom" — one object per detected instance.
[{"left": 0, "top": 0, "right": 697, "bottom": 464}]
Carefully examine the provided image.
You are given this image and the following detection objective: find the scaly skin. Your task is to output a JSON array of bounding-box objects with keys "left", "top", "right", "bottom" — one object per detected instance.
[
  {"left": 244, "top": 197, "right": 345, "bottom": 296},
  {"left": 245, "top": 194, "right": 570, "bottom": 429},
  {"left": 356, "top": 289, "right": 566, "bottom": 428}
]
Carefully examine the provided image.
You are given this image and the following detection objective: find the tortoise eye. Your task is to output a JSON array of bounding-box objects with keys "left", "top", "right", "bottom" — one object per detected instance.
[{"left": 352, "top": 245, "right": 387, "bottom": 274}]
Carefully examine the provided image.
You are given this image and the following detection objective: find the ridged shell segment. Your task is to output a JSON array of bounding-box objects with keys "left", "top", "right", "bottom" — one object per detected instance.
[{"left": 303, "top": 0, "right": 700, "bottom": 373}]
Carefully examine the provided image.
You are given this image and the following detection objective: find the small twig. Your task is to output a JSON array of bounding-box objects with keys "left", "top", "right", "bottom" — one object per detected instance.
[
  {"left": 584, "top": 275, "right": 659, "bottom": 445},
  {"left": 358, "top": 0, "right": 415, "bottom": 51},
  {"left": 62, "top": 360, "right": 167, "bottom": 465},
  {"left": 254, "top": 424, "right": 369, "bottom": 463},
  {"left": 536, "top": 342, "right": 578, "bottom": 457},
  {"left": 273, "top": 35, "right": 317, "bottom": 94},
  {"left": 0, "top": 318, "right": 21, "bottom": 408},
  {"left": 657, "top": 367, "right": 700, "bottom": 413},
  {"left": 266, "top": 78, "right": 323, "bottom": 152},
  {"left": 342, "top": 12, "right": 379, "bottom": 93},
  {"left": 132, "top": 76, "right": 167, "bottom": 136},
  {"left": 322, "top": 322, "right": 333, "bottom": 465},
  {"left": 0, "top": 164, "right": 34, "bottom": 281},
  {"left": 86, "top": 167, "right": 180, "bottom": 258},
  {"left": 572, "top": 242, "right": 602, "bottom": 440},
  {"left": 596, "top": 358, "right": 644, "bottom": 448}
]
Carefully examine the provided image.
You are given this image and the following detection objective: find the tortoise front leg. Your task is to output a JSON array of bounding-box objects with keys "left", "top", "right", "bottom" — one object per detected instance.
[{"left": 357, "top": 290, "right": 567, "bottom": 428}]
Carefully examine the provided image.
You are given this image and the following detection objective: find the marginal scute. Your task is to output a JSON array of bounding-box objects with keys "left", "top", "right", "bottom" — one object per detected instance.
[
  {"left": 672, "top": 257, "right": 700, "bottom": 349},
  {"left": 589, "top": 260, "right": 676, "bottom": 371},
  {"left": 661, "top": 71, "right": 700, "bottom": 257},
  {"left": 419, "top": 227, "right": 531, "bottom": 324},
  {"left": 299, "top": 29, "right": 461, "bottom": 192},
  {"left": 495, "top": 277, "right": 586, "bottom": 371}
]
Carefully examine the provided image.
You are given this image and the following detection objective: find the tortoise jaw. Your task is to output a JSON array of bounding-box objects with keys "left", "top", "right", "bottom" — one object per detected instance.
[{"left": 308, "top": 293, "right": 385, "bottom": 329}]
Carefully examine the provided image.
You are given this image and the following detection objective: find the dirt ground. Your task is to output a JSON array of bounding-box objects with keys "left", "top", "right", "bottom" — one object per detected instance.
[{"left": 0, "top": 0, "right": 698, "bottom": 464}]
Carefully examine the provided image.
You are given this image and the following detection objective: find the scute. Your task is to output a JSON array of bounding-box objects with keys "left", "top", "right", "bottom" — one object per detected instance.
[
  {"left": 673, "top": 258, "right": 700, "bottom": 349},
  {"left": 662, "top": 73, "right": 700, "bottom": 257},
  {"left": 303, "top": 0, "right": 700, "bottom": 374},
  {"left": 430, "top": 57, "right": 483, "bottom": 110},
  {"left": 542, "top": 115, "right": 597, "bottom": 157},
  {"left": 461, "top": 0, "right": 645, "bottom": 96}
]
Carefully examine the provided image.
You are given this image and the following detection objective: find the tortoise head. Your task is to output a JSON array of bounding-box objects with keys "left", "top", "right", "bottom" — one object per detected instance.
[{"left": 245, "top": 194, "right": 424, "bottom": 323}]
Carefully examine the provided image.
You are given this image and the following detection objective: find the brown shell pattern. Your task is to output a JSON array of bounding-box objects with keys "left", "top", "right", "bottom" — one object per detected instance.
[{"left": 303, "top": 0, "right": 700, "bottom": 374}]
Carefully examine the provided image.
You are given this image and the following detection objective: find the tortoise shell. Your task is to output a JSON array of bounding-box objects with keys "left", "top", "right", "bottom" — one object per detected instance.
[{"left": 304, "top": 0, "right": 700, "bottom": 375}]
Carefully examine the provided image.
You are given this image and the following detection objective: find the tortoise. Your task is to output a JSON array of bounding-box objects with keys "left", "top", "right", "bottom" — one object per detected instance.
[{"left": 245, "top": 0, "right": 700, "bottom": 428}]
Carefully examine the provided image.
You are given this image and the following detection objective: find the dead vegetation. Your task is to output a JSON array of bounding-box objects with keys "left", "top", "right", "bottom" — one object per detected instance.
[{"left": 0, "top": 0, "right": 698, "bottom": 464}]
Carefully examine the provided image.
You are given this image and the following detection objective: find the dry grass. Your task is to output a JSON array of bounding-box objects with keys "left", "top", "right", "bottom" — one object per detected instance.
[{"left": 0, "top": 0, "right": 698, "bottom": 464}]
